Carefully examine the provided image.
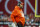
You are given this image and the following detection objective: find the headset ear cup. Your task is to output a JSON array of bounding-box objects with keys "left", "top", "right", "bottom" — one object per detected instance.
[
  {"left": 17, "top": 2, "right": 21, "bottom": 6},
  {"left": 17, "top": 4, "right": 20, "bottom": 6}
]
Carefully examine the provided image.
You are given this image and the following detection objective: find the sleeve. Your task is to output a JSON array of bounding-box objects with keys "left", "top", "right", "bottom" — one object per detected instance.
[
  {"left": 10, "top": 6, "right": 20, "bottom": 22},
  {"left": 10, "top": 10, "right": 18, "bottom": 22},
  {"left": 10, "top": 11, "right": 15, "bottom": 22}
]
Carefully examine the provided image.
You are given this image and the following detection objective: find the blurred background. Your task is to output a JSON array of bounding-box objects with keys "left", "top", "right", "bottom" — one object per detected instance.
[{"left": 0, "top": 0, "right": 40, "bottom": 27}]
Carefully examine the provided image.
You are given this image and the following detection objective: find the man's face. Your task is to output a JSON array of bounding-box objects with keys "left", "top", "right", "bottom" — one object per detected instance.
[{"left": 19, "top": 4, "right": 23, "bottom": 9}]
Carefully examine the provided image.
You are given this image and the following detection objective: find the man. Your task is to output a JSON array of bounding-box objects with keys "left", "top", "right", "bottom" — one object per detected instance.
[{"left": 10, "top": 2, "right": 25, "bottom": 27}]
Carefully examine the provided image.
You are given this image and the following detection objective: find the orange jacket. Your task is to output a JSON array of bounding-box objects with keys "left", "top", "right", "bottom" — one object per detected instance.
[{"left": 10, "top": 6, "right": 25, "bottom": 26}]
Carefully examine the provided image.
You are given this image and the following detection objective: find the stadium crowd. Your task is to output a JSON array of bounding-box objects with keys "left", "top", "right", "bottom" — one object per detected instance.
[{"left": 0, "top": 13, "right": 40, "bottom": 26}]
